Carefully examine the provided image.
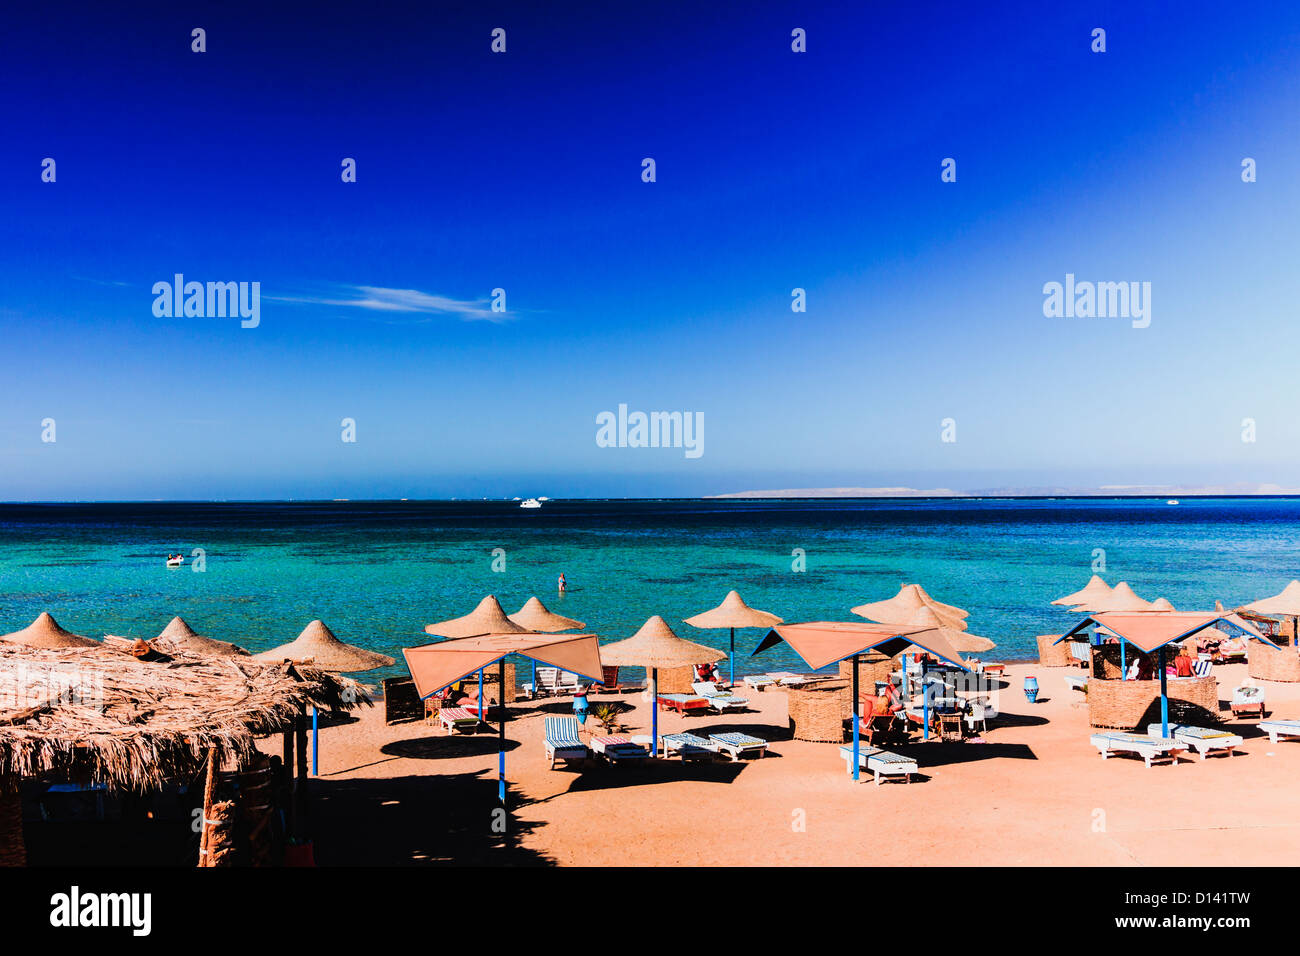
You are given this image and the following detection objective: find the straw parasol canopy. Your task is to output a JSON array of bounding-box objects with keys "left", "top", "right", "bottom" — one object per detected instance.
[
  {"left": 153, "top": 616, "right": 249, "bottom": 658},
  {"left": 1239, "top": 580, "right": 1300, "bottom": 617},
  {"left": 899, "top": 606, "right": 996, "bottom": 654},
  {"left": 684, "top": 590, "right": 783, "bottom": 630},
  {"left": 1148, "top": 597, "right": 1176, "bottom": 612},
  {"left": 508, "top": 597, "right": 585, "bottom": 632},
  {"left": 1073, "top": 581, "right": 1153, "bottom": 613},
  {"left": 852, "top": 584, "right": 968, "bottom": 631},
  {"left": 253, "top": 620, "right": 395, "bottom": 673},
  {"left": 600, "top": 615, "right": 725, "bottom": 670},
  {"left": 1051, "top": 574, "right": 1112, "bottom": 607},
  {"left": 425, "top": 595, "right": 528, "bottom": 638},
  {"left": 0, "top": 613, "right": 98, "bottom": 649}
]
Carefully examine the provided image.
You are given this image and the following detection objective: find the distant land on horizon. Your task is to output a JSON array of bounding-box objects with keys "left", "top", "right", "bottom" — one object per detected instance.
[{"left": 709, "top": 483, "right": 1300, "bottom": 499}]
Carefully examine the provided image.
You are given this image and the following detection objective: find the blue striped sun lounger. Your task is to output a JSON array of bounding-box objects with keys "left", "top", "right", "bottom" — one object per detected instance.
[
  {"left": 1145, "top": 723, "right": 1243, "bottom": 760},
  {"left": 691, "top": 682, "right": 750, "bottom": 712},
  {"left": 708, "top": 732, "right": 768, "bottom": 760},
  {"left": 1259, "top": 719, "right": 1300, "bottom": 744},
  {"left": 1090, "top": 732, "right": 1188, "bottom": 768},
  {"left": 543, "top": 716, "right": 588, "bottom": 769},
  {"left": 660, "top": 732, "right": 716, "bottom": 761},
  {"left": 838, "top": 745, "right": 918, "bottom": 785}
]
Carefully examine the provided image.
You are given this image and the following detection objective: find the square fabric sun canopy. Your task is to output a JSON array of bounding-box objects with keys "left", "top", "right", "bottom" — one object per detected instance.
[
  {"left": 1057, "top": 612, "right": 1274, "bottom": 654},
  {"left": 403, "top": 632, "right": 604, "bottom": 699},
  {"left": 753, "top": 621, "right": 972, "bottom": 671}
]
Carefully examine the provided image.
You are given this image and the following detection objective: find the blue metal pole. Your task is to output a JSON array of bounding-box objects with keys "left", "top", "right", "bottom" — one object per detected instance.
[
  {"left": 1121, "top": 641, "right": 1126, "bottom": 681},
  {"left": 1159, "top": 646, "right": 1169, "bottom": 738},
  {"left": 730, "top": 627, "right": 735, "bottom": 687},
  {"left": 851, "top": 653, "right": 860, "bottom": 782},
  {"left": 923, "top": 679, "right": 930, "bottom": 741},
  {"left": 311, "top": 707, "right": 319, "bottom": 776},
  {"left": 498, "top": 659, "right": 507, "bottom": 804},
  {"left": 651, "top": 668, "right": 659, "bottom": 756},
  {"left": 478, "top": 669, "right": 484, "bottom": 722},
  {"left": 531, "top": 658, "right": 536, "bottom": 697}
]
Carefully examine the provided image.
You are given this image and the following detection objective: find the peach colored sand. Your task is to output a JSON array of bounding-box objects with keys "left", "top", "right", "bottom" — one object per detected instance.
[{"left": 274, "top": 663, "right": 1300, "bottom": 866}]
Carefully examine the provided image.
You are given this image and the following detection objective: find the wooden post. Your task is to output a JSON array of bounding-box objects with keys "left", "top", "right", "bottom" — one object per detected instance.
[
  {"left": 198, "top": 746, "right": 217, "bottom": 867},
  {"left": 295, "top": 704, "right": 309, "bottom": 832}
]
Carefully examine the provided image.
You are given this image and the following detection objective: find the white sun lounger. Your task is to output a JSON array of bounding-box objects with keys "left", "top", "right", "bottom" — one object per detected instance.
[
  {"left": 691, "top": 682, "right": 749, "bottom": 712},
  {"left": 1145, "top": 724, "right": 1243, "bottom": 759},
  {"left": 1259, "top": 719, "right": 1300, "bottom": 744},
  {"left": 659, "top": 732, "right": 716, "bottom": 762},
  {"left": 1090, "top": 732, "right": 1188, "bottom": 768},
  {"left": 742, "top": 674, "right": 776, "bottom": 692},
  {"left": 1064, "top": 675, "right": 1088, "bottom": 692},
  {"left": 543, "top": 716, "right": 588, "bottom": 769},
  {"left": 708, "top": 732, "right": 768, "bottom": 760},
  {"left": 838, "top": 745, "right": 919, "bottom": 785}
]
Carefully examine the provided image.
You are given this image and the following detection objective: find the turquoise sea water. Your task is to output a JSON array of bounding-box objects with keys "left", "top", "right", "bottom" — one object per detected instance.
[{"left": 2, "top": 498, "right": 1299, "bottom": 682}]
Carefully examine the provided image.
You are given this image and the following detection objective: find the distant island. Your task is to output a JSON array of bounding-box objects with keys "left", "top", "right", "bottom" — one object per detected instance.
[{"left": 710, "top": 483, "right": 1300, "bottom": 498}]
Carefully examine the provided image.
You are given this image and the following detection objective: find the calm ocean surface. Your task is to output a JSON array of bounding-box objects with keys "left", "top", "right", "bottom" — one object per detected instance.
[{"left": 2, "top": 498, "right": 1299, "bottom": 682}]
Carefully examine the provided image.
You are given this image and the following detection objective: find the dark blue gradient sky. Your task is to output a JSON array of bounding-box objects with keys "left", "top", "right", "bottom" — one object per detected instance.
[{"left": 2, "top": 1, "right": 1299, "bottom": 499}]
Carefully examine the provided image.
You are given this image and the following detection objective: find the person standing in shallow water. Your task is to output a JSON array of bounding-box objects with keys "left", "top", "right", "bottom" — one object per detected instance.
[{"left": 558, "top": 572, "right": 566, "bottom": 594}]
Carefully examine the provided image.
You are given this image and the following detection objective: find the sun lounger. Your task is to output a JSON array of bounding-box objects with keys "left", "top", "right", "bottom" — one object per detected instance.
[
  {"left": 657, "top": 693, "right": 711, "bottom": 714},
  {"left": 708, "top": 732, "right": 767, "bottom": 760},
  {"left": 1090, "top": 732, "right": 1188, "bottom": 768},
  {"left": 660, "top": 732, "right": 716, "bottom": 762},
  {"left": 438, "top": 706, "right": 479, "bottom": 734},
  {"left": 742, "top": 674, "right": 776, "bottom": 692},
  {"left": 1064, "top": 675, "right": 1088, "bottom": 692},
  {"left": 590, "top": 734, "right": 651, "bottom": 763},
  {"left": 543, "top": 716, "right": 588, "bottom": 768},
  {"left": 1145, "top": 723, "right": 1243, "bottom": 759},
  {"left": 691, "top": 682, "right": 749, "bottom": 712},
  {"left": 1192, "top": 659, "right": 1213, "bottom": 678},
  {"left": 765, "top": 672, "right": 807, "bottom": 686},
  {"left": 981, "top": 663, "right": 1006, "bottom": 678},
  {"left": 838, "top": 745, "right": 919, "bottom": 785},
  {"left": 1259, "top": 719, "right": 1300, "bottom": 744}
]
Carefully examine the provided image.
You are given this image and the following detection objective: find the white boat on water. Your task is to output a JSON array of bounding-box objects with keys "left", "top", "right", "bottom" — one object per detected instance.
[
  {"left": 166, "top": 556, "right": 183, "bottom": 568},
  {"left": 1167, "top": 499, "right": 1179, "bottom": 505},
  {"left": 520, "top": 498, "right": 542, "bottom": 509}
]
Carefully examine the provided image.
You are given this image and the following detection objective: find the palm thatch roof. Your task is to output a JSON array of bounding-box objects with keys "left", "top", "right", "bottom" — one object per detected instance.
[
  {"left": 153, "top": 616, "right": 249, "bottom": 657},
  {"left": 508, "top": 597, "right": 585, "bottom": 632},
  {"left": 425, "top": 595, "right": 527, "bottom": 638},
  {"left": 599, "top": 616, "right": 725, "bottom": 669},
  {"left": 0, "top": 642, "right": 369, "bottom": 791},
  {"left": 684, "top": 590, "right": 783, "bottom": 630}
]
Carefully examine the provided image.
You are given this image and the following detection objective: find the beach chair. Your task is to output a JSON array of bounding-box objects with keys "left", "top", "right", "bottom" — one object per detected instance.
[
  {"left": 766, "top": 672, "right": 807, "bottom": 686},
  {"left": 743, "top": 674, "right": 776, "bottom": 692},
  {"left": 1192, "top": 659, "right": 1213, "bottom": 679},
  {"left": 543, "top": 716, "right": 589, "bottom": 769},
  {"left": 659, "top": 732, "right": 716, "bottom": 762},
  {"left": 1068, "top": 641, "right": 1091, "bottom": 668},
  {"left": 981, "top": 662, "right": 1006, "bottom": 678},
  {"left": 1145, "top": 723, "right": 1243, "bottom": 760},
  {"left": 1231, "top": 685, "right": 1265, "bottom": 718},
  {"left": 1259, "top": 719, "right": 1300, "bottom": 744},
  {"left": 590, "top": 734, "right": 651, "bottom": 763},
  {"left": 838, "top": 745, "right": 919, "bottom": 785},
  {"left": 1089, "top": 732, "right": 1188, "bottom": 768},
  {"left": 690, "top": 681, "right": 749, "bottom": 712},
  {"left": 708, "top": 732, "right": 768, "bottom": 760},
  {"left": 1064, "top": 675, "right": 1088, "bottom": 692},
  {"left": 438, "top": 706, "right": 479, "bottom": 735},
  {"left": 656, "top": 693, "right": 711, "bottom": 715}
]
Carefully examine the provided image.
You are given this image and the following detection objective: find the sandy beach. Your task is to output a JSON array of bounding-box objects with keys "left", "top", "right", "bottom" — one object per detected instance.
[{"left": 286, "top": 662, "right": 1300, "bottom": 867}]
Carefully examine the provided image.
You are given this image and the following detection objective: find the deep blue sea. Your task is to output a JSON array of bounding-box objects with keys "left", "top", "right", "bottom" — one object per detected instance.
[{"left": 2, "top": 498, "right": 1298, "bottom": 681}]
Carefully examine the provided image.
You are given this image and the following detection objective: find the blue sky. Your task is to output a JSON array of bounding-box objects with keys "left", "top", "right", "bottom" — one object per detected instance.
[{"left": 2, "top": 1, "right": 1299, "bottom": 499}]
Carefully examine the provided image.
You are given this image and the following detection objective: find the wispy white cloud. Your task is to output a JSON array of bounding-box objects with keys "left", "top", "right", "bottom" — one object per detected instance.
[{"left": 268, "top": 285, "right": 508, "bottom": 322}]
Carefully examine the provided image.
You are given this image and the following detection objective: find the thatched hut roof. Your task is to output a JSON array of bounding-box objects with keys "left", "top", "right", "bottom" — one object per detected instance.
[
  {"left": 0, "top": 642, "right": 369, "bottom": 790},
  {"left": 508, "top": 597, "right": 585, "bottom": 632},
  {"left": 153, "top": 616, "right": 250, "bottom": 657},
  {"left": 252, "top": 619, "right": 394, "bottom": 673}
]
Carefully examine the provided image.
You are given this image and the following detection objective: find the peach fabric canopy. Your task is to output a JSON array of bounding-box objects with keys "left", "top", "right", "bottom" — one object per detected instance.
[
  {"left": 1050, "top": 575, "right": 1112, "bottom": 607},
  {"left": 425, "top": 595, "right": 528, "bottom": 638},
  {"left": 1058, "top": 611, "right": 1273, "bottom": 654},
  {"left": 403, "top": 632, "right": 603, "bottom": 700},
  {"left": 900, "top": 607, "right": 996, "bottom": 654},
  {"left": 754, "top": 621, "right": 972, "bottom": 672},
  {"left": 508, "top": 597, "right": 585, "bottom": 632},
  {"left": 0, "top": 612, "right": 98, "bottom": 649},
  {"left": 1239, "top": 580, "right": 1300, "bottom": 617},
  {"left": 852, "top": 584, "right": 968, "bottom": 631}
]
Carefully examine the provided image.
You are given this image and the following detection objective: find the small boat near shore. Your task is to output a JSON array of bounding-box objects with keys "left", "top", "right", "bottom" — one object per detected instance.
[
  {"left": 520, "top": 498, "right": 542, "bottom": 509},
  {"left": 166, "top": 555, "right": 184, "bottom": 568}
]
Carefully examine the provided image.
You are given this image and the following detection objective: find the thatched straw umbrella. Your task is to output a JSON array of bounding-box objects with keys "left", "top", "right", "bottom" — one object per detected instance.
[
  {"left": 1238, "top": 580, "right": 1300, "bottom": 645},
  {"left": 851, "top": 584, "right": 968, "bottom": 631},
  {"left": 1148, "top": 597, "right": 1176, "bottom": 612},
  {"left": 153, "top": 616, "right": 249, "bottom": 657},
  {"left": 900, "top": 606, "right": 996, "bottom": 655},
  {"left": 255, "top": 620, "right": 395, "bottom": 777},
  {"left": 599, "top": 616, "right": 725, "bottom": 756},
  {"left": 508, "top": 597, "right": 585, "bottom": 691},
  {"left": 1073, "top": 581, "right": 1153, "bottom": 613},
  {"left": 1050, "top": 574, "right": 1112, "bottom": 608},
  {"left": 684, "top": 590, "right": 783, "bottom": 686},
  {"left": 426, "top": 596, "right": 529, "bottom": 722},
  {"left": 0, "top": 612, "right": 98, "bottom": 649}
]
